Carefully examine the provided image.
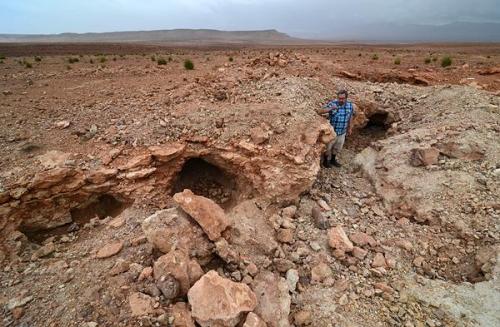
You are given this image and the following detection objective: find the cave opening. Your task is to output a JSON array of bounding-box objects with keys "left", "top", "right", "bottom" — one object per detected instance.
[
  {"left": 348, "top": 111, "right": 391, "bottom": 150},
  {"left": 171, "top": 157, "right": 238, "bottom": 209},
  {"left": 21, "top": 194, "right": 129, "bottom": 244}
]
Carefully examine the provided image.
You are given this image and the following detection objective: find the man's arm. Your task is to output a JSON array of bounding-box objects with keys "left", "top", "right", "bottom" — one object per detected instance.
[
  {"left": 317, "top": 107, "right": 332, "bottom": 115},
  {"left": 317, "top": 101, "right": 337, "bottom": 115}
]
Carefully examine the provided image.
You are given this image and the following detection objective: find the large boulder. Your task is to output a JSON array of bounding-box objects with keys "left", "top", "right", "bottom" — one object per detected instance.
[
  {"left": 188, "top": 270, "right": 257, "bottom": 327},
  {"left": 173, "top": 189, "right": 230, "bottom": 241},
  {"left": 226, "top": 200, "right": 278, "bottom": 266},
  {"left": 251, "top": 271, "right": 291, "bottom": 327},
  {"left": 142, "top": 208, "right": 214, "bottom": 263}
]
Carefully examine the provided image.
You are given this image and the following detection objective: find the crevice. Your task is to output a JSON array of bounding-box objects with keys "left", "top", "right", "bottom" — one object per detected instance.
[{"left": 20, "top": 194, "right": 129, "bottom": 244}]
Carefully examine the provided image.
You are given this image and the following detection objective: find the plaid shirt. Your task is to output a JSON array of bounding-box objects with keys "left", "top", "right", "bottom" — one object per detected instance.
[{"left": 325, "top": 100, "right": 355, "bottom": 135}]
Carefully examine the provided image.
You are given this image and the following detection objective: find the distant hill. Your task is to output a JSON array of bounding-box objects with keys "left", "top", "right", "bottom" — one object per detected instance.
[
  {"left": 0, "top": 29, "right": 303, "bottom": 44},
  {"left": 2, "top": 23, "right": 498, "bottom": 44},
  {"left": 319, "top": 22, "right": 500, "bottom": 42}
]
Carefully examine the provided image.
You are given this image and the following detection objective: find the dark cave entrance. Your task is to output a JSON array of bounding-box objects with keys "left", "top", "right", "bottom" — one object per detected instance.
[
  {"left": 171, "top": 157, "right": 238, "bottom": 209},
  {"left": 348, "top": 111, "right": 391, "bottom": 150},
  {"left": 21, "top": 194, "right": 129, "bottom": 244}
]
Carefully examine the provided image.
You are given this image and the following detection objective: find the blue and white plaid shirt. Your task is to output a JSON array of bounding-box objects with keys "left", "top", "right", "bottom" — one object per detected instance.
[{"left": 324, "top": 100, "right": 355, "bottom": 136}]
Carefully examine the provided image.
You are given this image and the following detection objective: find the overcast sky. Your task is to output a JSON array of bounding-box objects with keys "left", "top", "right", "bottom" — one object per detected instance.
[{"left": 1, "top": 0, "right": 499, "bottom": 37}]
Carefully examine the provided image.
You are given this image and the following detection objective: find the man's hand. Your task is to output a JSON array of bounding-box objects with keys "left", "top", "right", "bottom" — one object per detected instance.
[{"left": 317, "top": 103, "right": 337, "bottom": 115}]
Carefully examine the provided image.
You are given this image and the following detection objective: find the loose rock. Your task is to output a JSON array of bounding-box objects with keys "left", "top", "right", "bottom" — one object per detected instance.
[
  {"left": 173, "top": 189, "right": 231, "bottom": 241},
  {"left": 328, "top": 226, "right": 354, "bottom": 253},
  {"left": 252, "top": 271, "right": 291, "bottom": 327},
  {"left": 243, "top": 312, "right": 268, "bottom": 327},
  {"left": 129, "top": 292, "right": 155, "bottom": 317},
  {"left": 96, "top": 241, "right": 123, "bottom": 259},
  {"left": 188, "top": 270, "right": 257, "bottom": 327}
]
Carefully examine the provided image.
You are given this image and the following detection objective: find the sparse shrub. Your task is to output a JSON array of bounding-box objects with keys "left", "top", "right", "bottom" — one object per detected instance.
[
  {"left": 25, "top": 61, "right": 32, "bottom": 68},
  {"left": 441, "top": 56, "right": 452, "bottom": 68},
  {"left": 151, "top": 55, "right": 156, "bottom": 62},
  {"left": 89, "top": 58, "right": 94, "bottom": 64},
  {"left": 112, "top": 57, "right": 117, "bottom": 61},
  {"left": 486, "top": 55, "right": 491, "bottom": 59},
  {"left": 372, "top": 54, "right": 379, "bottom": 60},
  {"left": 34, "top": 56, "right": 42, "bottom": 62},
  {"left": 229, "top": 57, "right": 234, "bottom": 62},
  {"left": 394, "top": 58, "right": 401, "bottom": 65},
  {"left": 0, "top": 60, "right": 4, "bottom": 64},
  {"left": 99, "top": 56, "right": 107, "bottom": 63},
  {"left": 68, "top": 57, "right": 79, "bottom": 64},
  {"left": 432, "top": 57, "right": 438, "bottom": 62},
  {"left": 168, "top": 56, "right": 173, "bottom": 62},
  {"left": 424, "top": 57, "right": 431, "bottom": 64},
  {"left": 184, "top": 59, "right": 194, "bottom": 70},
  {"left": 0, "top": 54, "right": 6, "bottom": 60},
  {"left": 157, "top": 58, "right": 167, "bottom": 65},
  {"left": 358, "top": 53, "right": 362, "bottom": 57},
  {"left": 66, "top": 65, "right": 72, "bottom": 70}
]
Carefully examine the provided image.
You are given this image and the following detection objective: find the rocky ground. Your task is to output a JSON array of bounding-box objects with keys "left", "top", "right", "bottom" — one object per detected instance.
[{"left": 0, "top": 44, "right": 499, "bottom": 327}]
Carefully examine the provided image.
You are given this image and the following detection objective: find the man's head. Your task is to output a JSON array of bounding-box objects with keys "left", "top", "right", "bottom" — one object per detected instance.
[{"left": 337, "top": 89, "right": 348, "bottom": 105}]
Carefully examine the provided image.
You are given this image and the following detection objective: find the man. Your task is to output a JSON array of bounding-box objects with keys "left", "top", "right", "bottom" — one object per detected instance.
[{"left": 317, "top": 90, "right": 356, "bottom": 168}]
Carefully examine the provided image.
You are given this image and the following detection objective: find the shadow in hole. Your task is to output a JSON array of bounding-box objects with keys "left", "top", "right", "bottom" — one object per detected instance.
[
  {"left": 172, "top": 157, "right": 237, "bottom": 209},
  {"left": 21, "top": 194, "right": 129, "bottom": 244},
  {"left": 70, "top": 194, "right": 126, "bottom": 221},
  {"left": 347, "top": 112, "right": 390, "bottom": 150}
]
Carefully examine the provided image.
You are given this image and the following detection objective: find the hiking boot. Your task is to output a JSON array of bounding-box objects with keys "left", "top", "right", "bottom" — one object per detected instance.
[
  {"left": 322, "top": 153, "right": 332, "bottom": 168},
  {"left": 330, "top": 155, "right": 342, "bottom": 167}
]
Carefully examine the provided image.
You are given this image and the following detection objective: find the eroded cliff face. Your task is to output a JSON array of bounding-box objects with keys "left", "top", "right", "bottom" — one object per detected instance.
[{"left": 0, "top": 102, "right": 335, "bottom": 260}]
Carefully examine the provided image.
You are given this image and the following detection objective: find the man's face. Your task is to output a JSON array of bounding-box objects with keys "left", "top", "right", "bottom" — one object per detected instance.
[{"left": 338, "top": 94, "right": 347, "bottom": 105}]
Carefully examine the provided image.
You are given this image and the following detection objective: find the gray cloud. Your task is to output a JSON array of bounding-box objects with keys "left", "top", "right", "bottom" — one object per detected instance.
[{"left": 0, "top": 0, "right": 498, "bottom": 36}]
